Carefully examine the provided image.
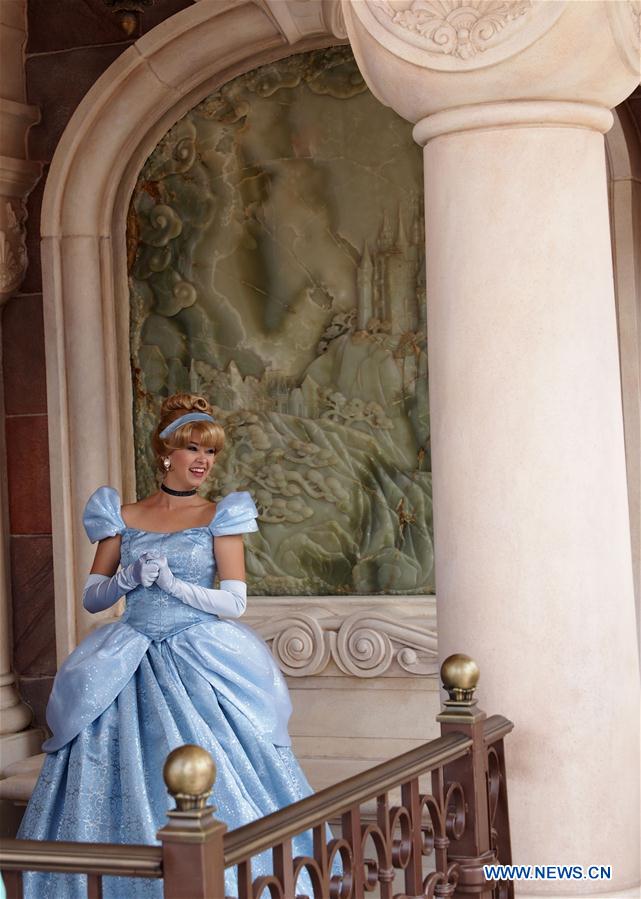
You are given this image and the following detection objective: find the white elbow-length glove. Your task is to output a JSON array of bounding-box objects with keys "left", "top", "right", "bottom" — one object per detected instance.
[
  {"left": 82, "top": 556, "right": 160, "bottom": 613},
  {"left": 154, "top": 555, "right": 247, "bottom": 619}
]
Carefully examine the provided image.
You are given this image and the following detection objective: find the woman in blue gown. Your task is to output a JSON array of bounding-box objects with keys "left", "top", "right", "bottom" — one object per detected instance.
[{"left": 17, "top": 393, "right": 315, "bottom": 897}]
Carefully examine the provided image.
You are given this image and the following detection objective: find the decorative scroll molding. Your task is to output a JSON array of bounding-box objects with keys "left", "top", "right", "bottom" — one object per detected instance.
[
  {"left": 245, "top": 597, "right": 439, "bottom": 678},
  {"left": 378, "top": 0, "right": 532, "bottom": 61},
  {"left": 0, "top": 97, "right": 41, "bottom": 302},
  {"left": 0, "top": 200, "right": 26, "bottom": 299},
  {"left": 357, "top": 0, "right": 566, "bottom": 72}
]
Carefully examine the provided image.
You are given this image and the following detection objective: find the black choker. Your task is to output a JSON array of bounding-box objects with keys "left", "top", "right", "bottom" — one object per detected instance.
[{"left": 161, "top": 484, "right": 198, "bottom": 497}]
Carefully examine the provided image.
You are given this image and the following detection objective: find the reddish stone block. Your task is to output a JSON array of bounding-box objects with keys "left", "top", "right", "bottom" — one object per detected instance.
[
  {"left": 10, "top": 536, "right": 56, "bottom": 677},
  {"left": 26, "top": 43, "right": 131, "bottom": 163},
  {"left": 141, "top": 0, "right": 195, "bottom": 33},
  {"left": 2, "top": 294, "right": 47, "bottom": 416},
  {"left": 26, "top": 0, "right": 195, "bottom": 54},
  {"left": 5, "top": 415, "right": 52, "bottom": 535},
  {"left": 27, "top": 0, "right": 134, "bottom": 54}
]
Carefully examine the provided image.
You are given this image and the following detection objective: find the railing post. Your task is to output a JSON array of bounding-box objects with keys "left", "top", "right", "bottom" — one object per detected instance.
[
  {"left": 437, "top": 654, "right": 495, "bottom": 898},
  {"left": 157, "top": 745, "right": 227, "bottom": 899}
]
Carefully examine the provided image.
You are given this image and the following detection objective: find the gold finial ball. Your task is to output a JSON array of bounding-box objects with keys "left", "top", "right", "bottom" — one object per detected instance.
[
  {"left": 163, "top": 744, "right": 216, "bottom": 800},
  {"left": 441, "top": 653, "right": 480, "bottom": 693}
]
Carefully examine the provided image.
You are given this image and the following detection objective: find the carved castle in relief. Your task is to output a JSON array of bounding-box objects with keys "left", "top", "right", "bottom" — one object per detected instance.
[
  {"left": 202, "top": 197, "right": 427, "bottom": 425},
  {"left": 356, "top": 195, "right": 426, "bottom": 336}
]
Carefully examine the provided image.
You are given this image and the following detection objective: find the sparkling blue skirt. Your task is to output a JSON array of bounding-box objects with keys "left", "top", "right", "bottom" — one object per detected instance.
[{"left": 17, "top": 636, "right": 315, "bottom": 898}]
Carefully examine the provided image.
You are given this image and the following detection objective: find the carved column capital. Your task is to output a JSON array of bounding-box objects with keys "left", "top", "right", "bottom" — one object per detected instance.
[
  {"left": 0, "top": 157, "right": 41, "bottom": 306},
  {"left": 342, "top": 0, "right": 641, "bottom": 127},
  {"left": 0, "top": 95, "right": 41, "bottom": 307},
  {"left": 0, "top": 198, "right": 27, "bottom": 303}
]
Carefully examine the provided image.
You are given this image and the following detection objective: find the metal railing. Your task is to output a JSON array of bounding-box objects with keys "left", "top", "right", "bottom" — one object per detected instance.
[{"left": 0, "top": 653, "right": 513, "bottom": 898}]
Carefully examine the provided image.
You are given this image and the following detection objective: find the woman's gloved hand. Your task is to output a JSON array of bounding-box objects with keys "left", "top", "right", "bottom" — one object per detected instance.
[
  {"left": 154, "top": 555, "right": 246, "bottom": 618},
  {"left": 82, "top": 554, "right": 161, "bottom": 613},
  {"left": 127, "top": 554, "right": 161, "bottom": 589},
  {"left": 154, "top": 555, "right": 177, "bottom": 594}
]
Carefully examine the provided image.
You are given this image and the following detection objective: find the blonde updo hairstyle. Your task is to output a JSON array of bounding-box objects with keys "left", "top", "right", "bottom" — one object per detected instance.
[{"left": 152, "top": 393, "right": 225, "bottom": 476}]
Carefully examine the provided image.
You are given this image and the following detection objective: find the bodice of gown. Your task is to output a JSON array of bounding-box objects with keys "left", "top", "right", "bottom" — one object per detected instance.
[
  {"left": 120, "top": 529, "right": 220, "bottom": 641},
  {"left": 84, "top": 486, "right": 258, "bottom": 642},
  {"left": 41, "top": 486, "right": 296, "bottom": 753}
]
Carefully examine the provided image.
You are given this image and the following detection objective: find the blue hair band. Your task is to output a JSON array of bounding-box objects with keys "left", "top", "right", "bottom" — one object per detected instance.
[{"left": 159, "top": 412, "right": 215, "bottom": 440}]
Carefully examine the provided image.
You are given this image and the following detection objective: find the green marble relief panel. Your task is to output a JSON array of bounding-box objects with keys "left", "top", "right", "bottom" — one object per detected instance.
[{"left": 129, "top": 46, "right": 433, "bottom": 596}]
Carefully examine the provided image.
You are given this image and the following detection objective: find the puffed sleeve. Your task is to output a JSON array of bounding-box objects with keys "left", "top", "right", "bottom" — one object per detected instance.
[
  {"left": 83, "top": 486, "right": 126, "bottom": 543},
  {"left": 209, "top": 491, "right": 259, "bottom": 536}
]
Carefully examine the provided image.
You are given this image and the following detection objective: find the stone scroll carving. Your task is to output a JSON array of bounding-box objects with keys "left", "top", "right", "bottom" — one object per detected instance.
[
  {"left": 128, "top": 47, "right": 434, "bottom": 597},
  {"left": 252, "top": 606, "right": 438, "bottom": 677},
  {"left": 377, "top": 0, "right": 532, "bottom": 60},
  {"left": 0, "top": 200, "right": 27, "bottom": 299},
  {"left": 361, "top": 0, "right": 566, "bottom": 71}
]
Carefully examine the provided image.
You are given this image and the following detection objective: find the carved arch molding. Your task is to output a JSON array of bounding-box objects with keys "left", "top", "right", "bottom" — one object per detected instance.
[{"left": 41, "top": 0, "right": 640, "bottom": 663}]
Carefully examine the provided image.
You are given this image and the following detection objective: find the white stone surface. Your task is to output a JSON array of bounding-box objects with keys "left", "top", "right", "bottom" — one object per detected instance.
[
  {"left": 423, "top": 115, "right": 639, "bottom": 890},
  {"left": 606, "top": 102, "right": 641, "bottom": 642},
  {"left": 343, "top": 0, "right": 641, "bottom": 891}
]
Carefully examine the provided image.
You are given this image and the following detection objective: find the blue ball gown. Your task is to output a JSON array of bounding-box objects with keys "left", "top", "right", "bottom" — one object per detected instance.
[{"left": 17, "top": 488, "right": 315, "bottom": 897}]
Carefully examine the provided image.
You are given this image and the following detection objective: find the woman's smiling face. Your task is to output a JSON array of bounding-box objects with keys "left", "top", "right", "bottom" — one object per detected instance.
[{"left": 166, "top": 430, "right": 216, "bottom": 489}]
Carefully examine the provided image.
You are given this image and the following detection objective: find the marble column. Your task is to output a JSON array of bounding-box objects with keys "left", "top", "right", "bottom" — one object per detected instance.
[
  {"left": 344, "top": 0, "right": 640, "bottom": 893},
  {"left": 0, "top": 0, "right": 43, "bottom": 770}
]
